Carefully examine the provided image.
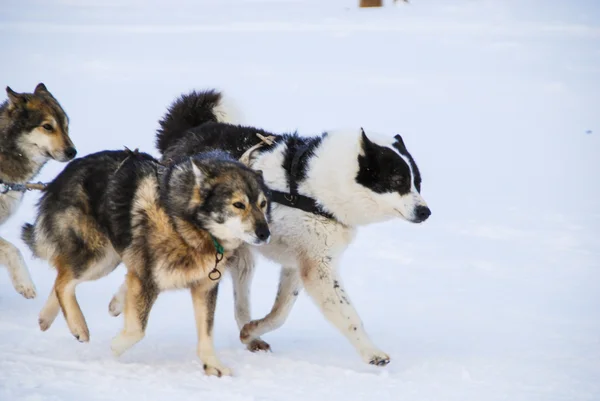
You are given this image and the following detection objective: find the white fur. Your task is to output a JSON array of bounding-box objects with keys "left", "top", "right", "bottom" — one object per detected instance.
[
  {"left": 205, "top": 214, "right": 270, "bottom": 247},
  {"left": 213, "top": 92, "right": 243, "bottom": 125}
]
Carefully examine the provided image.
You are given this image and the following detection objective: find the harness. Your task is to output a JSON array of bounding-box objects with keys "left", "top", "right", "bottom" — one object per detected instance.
[{"left": 240, "top": 134, "right": 336, "bottom": 221}]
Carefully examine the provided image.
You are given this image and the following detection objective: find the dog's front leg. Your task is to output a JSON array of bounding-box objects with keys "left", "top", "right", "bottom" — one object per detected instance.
[
  {"left": 240, "top": 267, "right": 302, "bottom": 347},
  {"left": 300, "top": 256, "right": 390, "bottom": 366},
  {"left": 0, "top": 236, "right": 36, "bottom": 299},
  {"left": 229, "top": 246, "right": 271, "bottom": 352},
  {"left": 191, "top": 281, "right": 231, "bottom": 377}
]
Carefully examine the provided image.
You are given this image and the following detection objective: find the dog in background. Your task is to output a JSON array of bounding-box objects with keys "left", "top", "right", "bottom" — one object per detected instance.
[
  {"left": 110, "top": 89, "right": 431, "bottom": 367},
  {"left": 22, "top": 149, "right": 270, "bottom": 376},
  {"left": 0, "top": 83, "right": 76, "bottom": 299}
]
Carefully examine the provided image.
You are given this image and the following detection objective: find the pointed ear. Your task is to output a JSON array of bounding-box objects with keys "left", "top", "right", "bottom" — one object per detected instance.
[
  {"left": 6, "top": 86, "right": 25, "bottom": 106},
  {"left": 34, "top": 83, "right": 48, "bottom": 94},
  {"left": 359, "top": 127, "right": 373, "bottom": 155},
  {"left": 191, "top": 160, "right": 205, "bottom": 184},
  {"left": 394, "top": 134, "right": 406, "bottom": 151}
]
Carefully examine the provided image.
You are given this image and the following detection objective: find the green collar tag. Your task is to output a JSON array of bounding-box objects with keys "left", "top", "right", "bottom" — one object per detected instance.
[{"left": 211, "top": 235, "right": 224, "bottom": 255}]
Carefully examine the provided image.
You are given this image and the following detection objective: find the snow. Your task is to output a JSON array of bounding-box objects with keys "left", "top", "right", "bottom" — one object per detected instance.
[{"left": 1, "top": 0, "right": 599, "bottom": 400}]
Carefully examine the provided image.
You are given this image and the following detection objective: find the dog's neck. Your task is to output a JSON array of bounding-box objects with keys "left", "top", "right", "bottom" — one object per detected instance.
[
  {"left": 299, "top": 130, "right": 395, "bottom": 227},
  {"left": 0, "top": 109, "right": 47, "bottom": 183},
  {"left": 171, "top": 216, "right": 217, "bottom": 253}
]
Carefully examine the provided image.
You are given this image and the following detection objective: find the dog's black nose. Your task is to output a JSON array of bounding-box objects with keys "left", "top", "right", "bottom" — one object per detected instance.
[
  {"left": 255, "top": 225, "right": 270, "bottom": 242},
  {"left": 65, "top": 147, "right": 77, "bottom": 159},
  {"left": 415, "top": 205, "right": 431, "bottom": 222}
]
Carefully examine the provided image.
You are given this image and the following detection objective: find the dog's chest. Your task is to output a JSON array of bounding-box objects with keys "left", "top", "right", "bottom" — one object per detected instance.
[
  {"left": 258, "top": 206, "right": 356, "bottom": 267},
  {"left": 151, "top": 244, "right": 223, "bottom": 290},
  {"left": 129, "top": 181, "right": 224, "bottom": 290},
  {"left": 0, "top": 191, "right": 24, "bottom": 226}
]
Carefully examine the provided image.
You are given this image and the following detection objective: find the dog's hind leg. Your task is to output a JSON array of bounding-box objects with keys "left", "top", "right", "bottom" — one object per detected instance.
[
  {"left": 299, "top": 257, "right": 390, "bottom": 367},
  {"left": 38, "top": 284, "right": 60, "bottom": 331},
  {"left": 54, "top": 262, "right": 89, "bottom": 342},
  {"left": 191, "top": 280, "right": 231, "bottom": 377},
  {"left": 111, "top": 271, "right": 157, "bottom": 356},
  {"left": 229, "top": 246, "right": 271, "bottom": 352},
  {"left": 240, "top": 267, "right": 301, "bottom": 348},
  {"left": 0, "top": 236, "right": 36, "bottom": 299},
  {"left": 108, "top": 277, "right": 127, "bottom": 317}
]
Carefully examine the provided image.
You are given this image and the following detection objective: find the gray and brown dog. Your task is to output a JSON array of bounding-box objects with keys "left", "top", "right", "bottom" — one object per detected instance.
[
  {"left": 0, "top": 83, "right": 76, "bottom": 299},
  {"left": 22, "top": 149, "right": 270, "bottom": 376}
]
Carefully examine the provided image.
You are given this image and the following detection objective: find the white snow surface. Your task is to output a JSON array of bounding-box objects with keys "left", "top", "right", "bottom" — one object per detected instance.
[{"left": 1, "top": 0, "right": 599, "bottom": 400}]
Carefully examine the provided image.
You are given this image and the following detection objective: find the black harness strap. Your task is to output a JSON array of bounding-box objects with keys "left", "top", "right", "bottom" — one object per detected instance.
[{"left": 269, "top": 143, "right": 335, "bottom": 221}]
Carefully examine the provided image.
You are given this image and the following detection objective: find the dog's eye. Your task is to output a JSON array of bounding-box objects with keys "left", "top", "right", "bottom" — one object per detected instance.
[
  {"left": 42, "top": 124, "right": 53, "bottom": 131},
  {"left": 233, "top": 202, "right": 246, "bottom": 210},
  {"left": 260, "top": 200, "right": 267, "bottom": 208}
]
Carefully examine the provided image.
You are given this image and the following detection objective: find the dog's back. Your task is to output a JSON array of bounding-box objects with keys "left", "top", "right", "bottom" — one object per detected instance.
[{"left": 22, "top": 150, "right": 150, "bottom": 264}]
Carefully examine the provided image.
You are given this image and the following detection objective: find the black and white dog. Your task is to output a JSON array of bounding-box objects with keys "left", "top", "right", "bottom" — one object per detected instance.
[{"left": 111, "top": 89, "right": 431, "bottom": 366}]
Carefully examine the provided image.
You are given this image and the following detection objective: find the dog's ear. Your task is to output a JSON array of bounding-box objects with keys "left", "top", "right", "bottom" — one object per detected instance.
[
  {"left": 394, "top": 134, "right": 407, "bottom": 152},
  {"left": 253, "top": 169, "right": 265, "bottom": 183},
  {"left": 359, "top": 127, "right": 374, "bottom": 155},
  {"left": 6, "top": 86, "right": 25, "bottom": 107},
  {"left": 34, "top": 83, "right": 49, "bottom": 94},
  {"left": 191, "top": 159, "right": 206, "bottom": 184}
]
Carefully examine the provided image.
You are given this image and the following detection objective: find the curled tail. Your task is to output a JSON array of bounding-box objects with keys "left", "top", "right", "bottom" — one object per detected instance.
[
  {"left": 156, "top": 89, "right": 240, "bottom": 155},
  {"left": 21, "top": 223, "right": 38, "bottom": 258}
]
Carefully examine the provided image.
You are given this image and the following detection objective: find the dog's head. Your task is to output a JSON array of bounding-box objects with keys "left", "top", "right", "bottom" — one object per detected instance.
[
  {"left": 354, "top": 129, "right": 431, "bottom": 224},
  {"left": 168, "top": 152, "right": 271, "bottom": 247},
  {"left": 4, "top": 83, "right": 76, "bottom": 162}
]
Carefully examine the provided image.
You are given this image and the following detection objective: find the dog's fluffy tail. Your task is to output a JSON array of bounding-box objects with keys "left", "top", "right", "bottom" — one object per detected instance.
[
  {"left": 156, "top": 89, "right": 241, "bottom": 155},
  {"left": 21, "top": 223, "right": 38, "bottom": 258}
]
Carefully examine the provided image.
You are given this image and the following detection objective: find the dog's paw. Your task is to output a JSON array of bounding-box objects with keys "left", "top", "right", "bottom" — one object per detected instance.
[
  {"left": 239, "top": 321, "right": 258, "bottom": 344},
  {"left": 68, "top": 322, "right": 90, "bottom": 343},
  {"left": 108, "top": 296, "right": 123, "bottom": 317},
  {"left": 111, "top": 332, "right": 143, "bottom": 356},
  {"left": 72, "top": 328, "right": 90, "bottom": 343},
  {"left": 38, "top": 317, "right": 52, "bottom": 331},
  {"left": 246, "top": 338, "right": 271, "bottom": 353},
  {"left": 203, "top": 363, "right": 232, "bottom": 377},
  {"left": 15, "top": 282, "right": 37, "bottom": 299},
  {"left": 362, "top": 350, "right": 391, "bottom": 367}
]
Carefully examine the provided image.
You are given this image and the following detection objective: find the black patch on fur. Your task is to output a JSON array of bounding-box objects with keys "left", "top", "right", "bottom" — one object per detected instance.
[
  {"left": 356, "top": 131, "right": 414, "bottom": 195},
  {"left": 105, "top": 152, "right": 162, "bottom": 252},
  {"left": 280, "top": 133, "right": 326, "bottom": 191}
]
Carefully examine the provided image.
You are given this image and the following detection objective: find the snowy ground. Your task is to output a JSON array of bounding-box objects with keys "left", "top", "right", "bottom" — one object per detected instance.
[{"left": 1, "top": 0, "right": 599, "bottom": 400}]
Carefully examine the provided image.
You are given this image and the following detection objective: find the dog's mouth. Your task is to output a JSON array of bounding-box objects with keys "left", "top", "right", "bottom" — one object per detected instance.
[{"left": 394, "top": 208, "right": 426, "bottom": 224}]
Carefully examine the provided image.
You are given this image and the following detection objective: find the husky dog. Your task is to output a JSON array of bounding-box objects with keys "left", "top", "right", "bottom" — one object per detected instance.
[
  {"left": 0, "top": 83, "right": 76, "bottom": 299},
  {"left": 21, "top": 149, "right": 270, "bottom": 376},
  {"left": 110, "top": 89, "right": 431, "bottom": 367}
]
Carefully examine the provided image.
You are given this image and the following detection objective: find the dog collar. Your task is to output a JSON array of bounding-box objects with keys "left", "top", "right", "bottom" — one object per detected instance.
[
  {"left": 210, "top": 234, "right": 224, "bottom": 255},
  {"left": 208, "top": 234, "right": 224, "bottom": 281}
]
